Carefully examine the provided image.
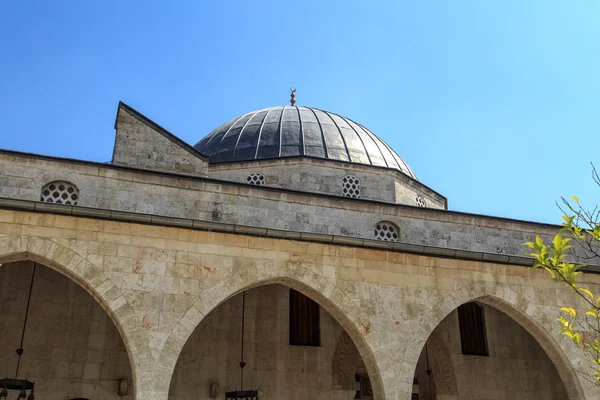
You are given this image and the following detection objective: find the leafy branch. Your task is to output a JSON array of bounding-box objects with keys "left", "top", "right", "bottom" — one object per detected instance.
[{"left": 525, "top": 190, "right": 600, "bottom": 384}]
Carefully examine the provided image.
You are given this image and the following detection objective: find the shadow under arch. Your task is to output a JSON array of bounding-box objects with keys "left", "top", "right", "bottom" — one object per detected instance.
[
  {"left": 157, "top": 272, "right": 385, "bottom": 400},
  {"left": 415, "top": 329, "right": 459, "bottom": 399},
  {"left": 0, "top": 235, "right": 154, "bottom": 400},
  {"left": 410, "top": 282, "right": 588, "bottom": 400}
]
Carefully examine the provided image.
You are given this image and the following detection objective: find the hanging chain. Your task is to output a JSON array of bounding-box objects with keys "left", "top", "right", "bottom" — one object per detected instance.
[
  {"left": 425, "top": 343, "right": 433, "bottom": 400},
  {"left": 15, "top": 262, "right": 37, "bottom": 379},
  {"left": 239, "top": 291, "right": 246, "bottom": 391}
]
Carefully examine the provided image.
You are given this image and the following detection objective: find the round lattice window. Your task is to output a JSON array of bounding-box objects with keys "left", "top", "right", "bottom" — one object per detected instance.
[
  {"left": 246, "top": 173, "right": 265, "bottom": 186},
  {"left": 374, "top": 221, "right": 399, "bottom": 242},
  {"left": 342, "top": 175, "right": 360, "bottom": 198},
  {"left": 41, "top": 181, "right": 79, "bottom": 205},
  {"left": 416, "top": 194, "right": 427, "bottom": 208}
]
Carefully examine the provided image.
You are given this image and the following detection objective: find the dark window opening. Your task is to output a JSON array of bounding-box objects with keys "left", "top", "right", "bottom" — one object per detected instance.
[
  {"left": 289, "top": 289, "right": 320, "bottom": 346},
  {"left": 458, "top": 302, "right": 488, "bottom": 356},
  {"left": 354, "top": 374, "right": 372, "bottom": 399},
  {"left": 360, "top": 375, "right": 373, "bottom": 397}
]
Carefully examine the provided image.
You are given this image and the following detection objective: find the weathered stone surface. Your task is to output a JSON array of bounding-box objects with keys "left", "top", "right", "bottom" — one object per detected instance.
[
  {"left": 112, "top": 104, "right": 208, "bottom": 176},
  {"left": 0, "top": 103, "right": 598, "bottom": 399},
  {"left": 208, "top": 157, "right": 445, "bottom": 208},
  {"left": 1, "top": 152, "right": 594, "bottom": 266},
  {"left": 0, "top": 261, "right": 133, "bottom": 400},
  {"left": 0, "top": 214, "right": 597, "bottom": 399},
  {"left": 415, "top": 305, "right": 568, "bottom": 399},
  {"left": 169, "top": 285, "right": 360, "bottom": 400}
]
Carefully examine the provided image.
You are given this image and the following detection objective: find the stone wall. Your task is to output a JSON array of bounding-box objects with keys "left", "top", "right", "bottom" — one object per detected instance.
[
  {"left": 112, "top": 104, "right": 208, "bottom": 176},
  {"left": 0, "top": 151, "right": 594, "bottom": 264},
  {"left": 0, "top": 210, "right": 598, "bottom": 399},
  {"left": 417, "top": 304, "right": 568, "bottom": 400},
  {"left": 0, "top": 261, "right": 133, "bottom": 400},
  {"left": 2, "top": 103, "right": 599, "bottom": 400},
  {"left": 207, "top": 158, "right": 445, "bottom": 208},
  {"left": 169, "top": 284, "right": 359, "bottom": 400}
]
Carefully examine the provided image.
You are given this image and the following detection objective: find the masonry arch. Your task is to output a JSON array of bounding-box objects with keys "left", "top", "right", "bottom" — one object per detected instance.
[
  {"left": 410, "top": 282, "right": 589, "bottom": 400},
  {"left": 155, "top": 268, "right": 385, "bottom": 400},
  {"left": 413, "top": 330, "right": 458, "bottom": 399},
  {"left": 0, "top": 235, "right": 154, "bottom": 400}
]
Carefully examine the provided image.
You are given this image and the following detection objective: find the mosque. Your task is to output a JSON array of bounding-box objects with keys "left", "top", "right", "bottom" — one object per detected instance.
[{"left": 0, "top": 93, "right": 598, "bottom": 400}]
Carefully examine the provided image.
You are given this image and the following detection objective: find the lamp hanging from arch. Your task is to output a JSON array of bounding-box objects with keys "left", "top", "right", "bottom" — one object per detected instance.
[
  {"left": 0, "top": 263, "right": 38, "bottom": 400},
  {"left": 224, "top": 291, "right": 259, "bottom": 400}
]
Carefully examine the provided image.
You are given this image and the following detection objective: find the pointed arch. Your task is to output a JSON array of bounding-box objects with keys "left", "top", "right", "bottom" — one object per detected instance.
[
  {"left": 421, "top": 330, "right": 459, "bottom": 397},
  {"left": 410, "top": 282, "right": 589, "bottom": 400},
  {"left": 153, "top": 265, "right": 385, "bottom": 400},
  {"left": 0, "top": 235, "right": 155, "bottom": 399},
  {"left": 332, "top": 330, "right": 361, "bottom": 390}
]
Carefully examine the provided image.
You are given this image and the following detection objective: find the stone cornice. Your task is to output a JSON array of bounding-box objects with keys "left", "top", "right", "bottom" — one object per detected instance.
[
  {"left": 0, "top": 148, "right": 565, "bottom": 232},
  {"left": 2, "top": 197, "right": 598, "bottom": 274}
]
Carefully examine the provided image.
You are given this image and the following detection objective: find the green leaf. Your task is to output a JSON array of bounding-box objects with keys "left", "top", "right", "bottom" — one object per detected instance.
[
  {"left": 560, "top": 307, "right": 577, "bottom": 317},
  {"left": 553, "top": 235, "right": 562, "bottom": 251},
  {"left": 564, "top": 331, "right": 574, "bottom": 339},
  {"left": 585, "top": 311, "right": 598, "bottom": 318}
]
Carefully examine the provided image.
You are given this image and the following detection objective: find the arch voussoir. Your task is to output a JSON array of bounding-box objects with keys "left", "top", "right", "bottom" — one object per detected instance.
[
  {"left": 152, "top": 267, "right": 388, "bottom": 400},
  {"left": 0, "top": 235, "right": 154, "bottom": 400},
  {"left": 410, "top": 281, "right": 589, "bottom": 400}
]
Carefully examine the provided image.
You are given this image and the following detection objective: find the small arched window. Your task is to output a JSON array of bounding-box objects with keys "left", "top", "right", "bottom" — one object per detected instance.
[
  {"left": 342, "top": 175, "right": 360, "bottom": 198},
  {"left": 246, "top": 173, "right": 265, "bottom": 186},
  {"left": 416, "top": 194, "right": 427, "bottom": 207},
  {"left": 374, "top": 221, "right": 399, "bottom": 242},
  {"left": 41, "top": 181, "right": 79, "bottom": 205}
]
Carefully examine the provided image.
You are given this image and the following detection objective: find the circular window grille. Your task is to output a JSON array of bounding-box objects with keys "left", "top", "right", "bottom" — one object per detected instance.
[
  {"left": 246, "top": 173, "right": 265, "bottom": 186},
  {"left": 41, "top": 181, "right": 79, "bottom": 205},
  {"left": 416, "top": 194, "right": 427, "bottom": 208},
  {"left": 342, "top": 175, "right": 360, "bottom": 198},
  {"left": 374, "top": 221, "right": 399, "bottom": 242}
]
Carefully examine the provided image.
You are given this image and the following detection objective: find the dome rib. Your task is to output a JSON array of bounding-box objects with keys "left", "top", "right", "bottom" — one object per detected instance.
[
  {"left": 322, "top": 109, "right": 352, "bottom": 162},
  {"left": 296, "top": 106, "right": 305, "bottom": 156},
  {"left": 232, "top": 110, "right": 260, "bottom": 160},
  {"left": 278, "top": 107, "right": 285, "bottom": 157},
  {"left": 202, "top": 115, "right": 241, "bottom": 151},
  {"left": 254, "top": 108, "right": 274, "bottom": 159},
  {"left": 304, "top": 106, "right": 329, "bottom": 158},
  {"left": 352, "top": 121, "right": 389, "bottom": 168},
  {"left": 218, "top": 113, "right": 245, "bottom": 145},
  {"left": 195, "top": 106, "right": 417, "bottom": 180},
  {"left": 343, "top": 115, "right": 372, "bottom": 165}
]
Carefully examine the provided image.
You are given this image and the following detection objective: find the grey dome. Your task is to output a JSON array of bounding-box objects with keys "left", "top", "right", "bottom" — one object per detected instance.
[{"left": 194, "top": 106, "right": 417, "bottom": 179}]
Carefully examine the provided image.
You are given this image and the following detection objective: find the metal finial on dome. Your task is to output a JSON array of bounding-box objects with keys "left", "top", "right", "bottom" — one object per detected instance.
[{"left": 290, "top": 88, "right": 296, "bottom": 106}]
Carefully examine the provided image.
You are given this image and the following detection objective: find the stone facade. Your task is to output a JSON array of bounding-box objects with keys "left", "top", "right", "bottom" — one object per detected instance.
[
  {"left": 0, "top": 261, "right": 133, "bottom": 400},
  {"left": 169, "top": 284, "right": 361, "bottom": 400},
  {"left": 0, "top": 150, "right": 592, "bottom": 262},
  {"left": 415, "top": 304, "right": 568, "bottom": 399},
  {"left": 0, "top": 102, "right": 598, "bottom": 400},
  {"left": 0, "top": 210, "right": 598, "bottom": 399},
  {"left": 113, "top": 103, "right": 208, "bottom": 176},
  {"left": 207, "top": 158, "right": 445, "bottom": 208}
]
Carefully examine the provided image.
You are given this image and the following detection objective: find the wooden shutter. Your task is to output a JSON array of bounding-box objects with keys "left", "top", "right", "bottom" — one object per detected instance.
[
  {"left": 458, "top": 302, "right": 488, "bottom": 356},
  {"left": 289, "top": 289, "right": 320, "bottom": 346}
]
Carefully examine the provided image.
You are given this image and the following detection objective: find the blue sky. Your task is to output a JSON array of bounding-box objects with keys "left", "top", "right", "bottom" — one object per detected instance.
[{"left": 1, "top": 1, "right": 598, "bottom": 224}]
